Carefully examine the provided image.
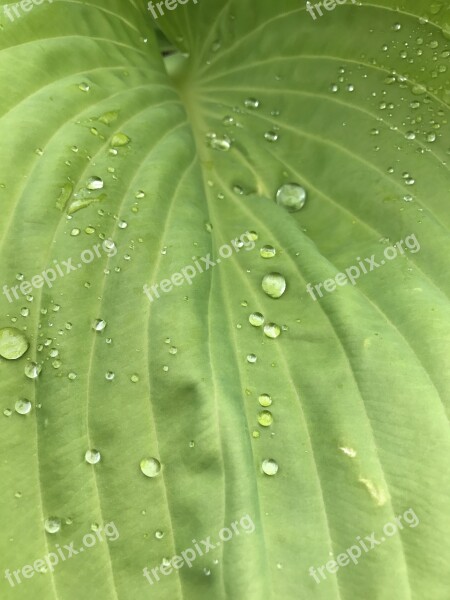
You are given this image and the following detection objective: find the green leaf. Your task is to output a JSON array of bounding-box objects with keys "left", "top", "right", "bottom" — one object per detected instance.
[{"left": 1, "top": 1, "right": 449, "bottom": 599}]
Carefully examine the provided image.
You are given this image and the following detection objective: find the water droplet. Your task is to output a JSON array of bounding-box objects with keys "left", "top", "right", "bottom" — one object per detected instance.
[
  {"left": 44, "top": 517, "right": 61, "bottom": 534},
  {"left": 25, "top": 362, "right": 41, "bottom": 379},
  {"left": 252, "top": 430, "right": 260, "bottom": 438},
  {"left": 20, "top": 307, "right": 29, "bottom": 317},
  {"left": 140, "top": 457, "right": 162, "bottom": 478},
  {"left": 135, "top": 190, "right": 145, "bottom": 199},
  {"left": 258, "top": 393, "right": 272, "bottom": 407},
  {"left": 105, "top": 371, "right": 115, "bottom": 381},
  {"left": 169, "top": 346, "right": 178, "bottom": 355},
  {"left": 0, "top": 327, "right": 29, "bottom": 360},
  {"left": 206, "top": 133, "right": 232, "bottom": 151},
  {"left": 260, "top": 245, "right": 276, "bottom": 258},
  {"left": 85, "top": 225, "right": 95, "bottom": 235},
  {"left": 264, "top": 323, "right": 281, "bottom": 339},
  {"left": 3, "top": 408, "right": 12, "bottom": 417},
  {"left": 110, "top": 133, "right": 130, "bottom": 147},
  {"left": 392, "top": 23, "right": 401, "bottom": 31},
  {"left": 249, "top": 312, "right": 264, "bottom": 327},
  {"left": 130, "top": 374, "right": 139, "bottom": 383},
  {"left": 85, "top": 449, "right": 101, "bottom": 464},
  {"left": 244, "top": 98, "right": 260, "bottom": 109},
  {"left": 118, "top": 220, "right": 128, "bottom": 229},
  {"left": 92, "top": 319, "right": 107, "bottom": 332},
  {"left": 246, "top": 354, "right": 257, "bottom": 364},
  {"left": 15, "top": 399, "right": 32, "bottom": 415},
  {"left": 258, "top": 410, "right": 273, "bottom": 427},
  {"left": 339, "top": 446, "right": 357, "bottom": 458},
  {"left": 86, "top": 176, "right": 104, "bottom": 191},
  {"left": 262, "top": 273, "right": 286, "bottom": 299},
  {"left": 261, "top": 458, "right": 279, "bottom": 476},
  {"left": 155, "top": 530, "right": 164, "bottom": 539},
  {"left": 78, "top": 82, "right": 90, "bottom": 92},
  {"left": 70, "top": 228, "right": 80, "bottom": 236},
  {"left": 264, "top": 131, "right": 279, "bottom": 142},
  {"left": 67, "top": 371, "right": 77, "bottom": 380},
  {"left": 276, "top": 183, "right": 306, "bottom": 212}
]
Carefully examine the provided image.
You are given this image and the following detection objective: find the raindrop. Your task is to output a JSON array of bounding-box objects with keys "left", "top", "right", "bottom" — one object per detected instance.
[
  {"left": 92, "top": 319, "right": 107, "bottom": 332},
  {"left": 44, "top": 517, "right": 61, "bottom": 534},
  {"left": 246, "top": 354, "right": 257, "bottom": 364},
  {"left": 0, "top": 327, "right": 29, "bottom": 360},
  {"left": 276, "top": 183, "right": 306, "bottom": 212},
  {"left": 258, "top": 393, "right": 272, "bottom": 407},
  {"left": 140, "top": 457, "right": 162, "bottom": 478},
  {"left": 260, "top": 245, "right": 276, "bottom": 259},
  {"left": 264, "top": 131, "right": 279, "bottom": 142},
  {"left": 249, "top": 312, "right": 264, "bottom": 327},
  {"left": 86, "top": 176, "right": 104, "bottom": 191},
  {"left": 25, "top": 362, "right": 41, "bottom": 379},
  {"left": 244, "top": 98, "right": 260, "bottom": 109},
  {"left": 258, "top": 410, "right": 273, "bottom": 427},
  {"left": 15, "top": 399, "right": 32, "bottom": 415},
  {"left": 155, "top": 530, "right": 164, "bottom": 539},
  {"left": 261, "top": 459, "right": 279, "bottom": 476},
  {"left": 85, "top": 449, "right": 101, "bottom": 465},
  {"left": 262, "top": 273, "right": 286, "bottom": 299},
  {"left": 78, "top": 82, "right": 90, "bottom": 92},
  {"left": 110, "top": 133, "right": 131, "bottom": 147},
  {"left": 264, "top": 323, "right": 281, "bottom": 339}
]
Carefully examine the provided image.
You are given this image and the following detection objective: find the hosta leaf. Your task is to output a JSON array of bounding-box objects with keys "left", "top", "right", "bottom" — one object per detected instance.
[{"left": 0, "top": 1, "right": 449, "bottom": 599}]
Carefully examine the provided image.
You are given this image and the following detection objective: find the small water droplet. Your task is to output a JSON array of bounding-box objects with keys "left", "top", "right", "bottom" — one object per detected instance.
[
  {"left": 67, "top": 371, "right": 77, "bottom": 380},
  {"left": 105, "top": 371, "right": 115, "bottom": 381},
  {"left": 246, "top": 354, "right": 257, "bottom": 364},
  {"left": 130, "top": 374, "right": 139, "bottom": 383},
  {"left": 244, "top": 98, "right": 260, "bottom": 109},
  {"left": 110, "top": 133, "right": 130, "bottom": 147},
  {"left": 260, "top": 245, "right": 276, "bottom": 258},
  {"left": 155, "top": 530, "right": 164, "bottom": 539},
  {"left": 264, "top": 131, "right": 279, "bottom": 142},
  {"left": 78, "top": 82, "right": 90, "bottom": 92}
]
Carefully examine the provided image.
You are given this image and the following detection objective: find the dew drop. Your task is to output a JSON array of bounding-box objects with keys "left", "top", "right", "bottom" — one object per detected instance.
[
  {"left": 0, "top": 327, "right": 29, "bottom": 360},
  {"left": 85, "top": 449, "right": 101, "bottom": 465},
  {"left": 264, "top": 323, "right": 281, "bottom": 339},
  {"left": 92, "top": 319, "right": 107, "bottom": 332},
  {"left": 262, "top": 272, "right": 286, "bottom": 299},
  {"left": 140, "top": 457, "right": 162, "bottom": 478},
  {"left": 276, "top": 183, "right": 306, "bottom": 212},
  {"left": 246, "top": 354, "right": 257, "bottom": 364},
  {"left": 78, "top": 82, "right": 90, "bottom": 92},
  {"left": 264, "top": 131, "right": 279, "bottom": 142},
  {"left": 110, "top": 133, "right": 131, "bottom": 147},
  {"left": 44, "top": 517, "right": 61, "bottom": 534},
  {"left": 86, "top": 176, "right": 104, "bottom": 190},
  {"left": 15, "top": 399, "right": 32, "bottom": 415},
  {"left": 249, "top": 312, "right": 264, "bottom": 327},
  {"left": 155, "top": 530, "right": 164, "bottom": 540},
  {"left": 261, "top": 458, "right": 279, "bottom": 476},
  {"left": 258, "top": 393, "right": 272, "bottom": 407},
  {"left": 244, "top": 98, "right": 260, "bottom": 109},
  {"left": 260, "top": 245, "right": 276, "bottom": 258},
  {"left": 258, "top": 410, "right": 273, "bottom": 427},
  {"left": 25, "top": 362, "right": 41, "bottom": 379}
]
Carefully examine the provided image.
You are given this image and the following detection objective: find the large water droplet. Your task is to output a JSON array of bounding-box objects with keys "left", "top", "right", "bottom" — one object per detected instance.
[
  {"left": 276, "top": 183, "right": 306, "bottom": 212},
  {"left": 85, "top": 449, "right": 101, "bottom": 465},
  {"left": 140, "top": 457, "right": 161, "bottom": 478},
  {"left": 261, "top": 459, "right": 279, "bottom": 476},
  {"left": 262, "top": 273, "right": 286, "bottom": 298},
  {"left": 44, "top": 517, "right": 61, "bottom": 534},
  {"left": 258, "top": 393, "right": 272, "bottom": 407},
  {"left": 0, "top": 327, "right": 29, "bottom": 359},
  {"left": 15, "top": 399, "right": 32, "bottom": 415},
  {"left": 258, "top": 410, "right": 273, "bottom": 427},
  {"left": 249, "top": 312, "right": 264, "bottom": 327},
  {"left": 24, "top": 362, "right": 41, "bottom": 379},
  {"left": 86, "top": 176, "right": 104, "bottom": 191},
  {"left": 264, "top": 323, "right": 281, "bottom": 339},
  {"left": 92, "top": 319, "right": 107, "bottom": 332},
  {"left": 110, "top": 133, "right": 130, "bottom": 148}
]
